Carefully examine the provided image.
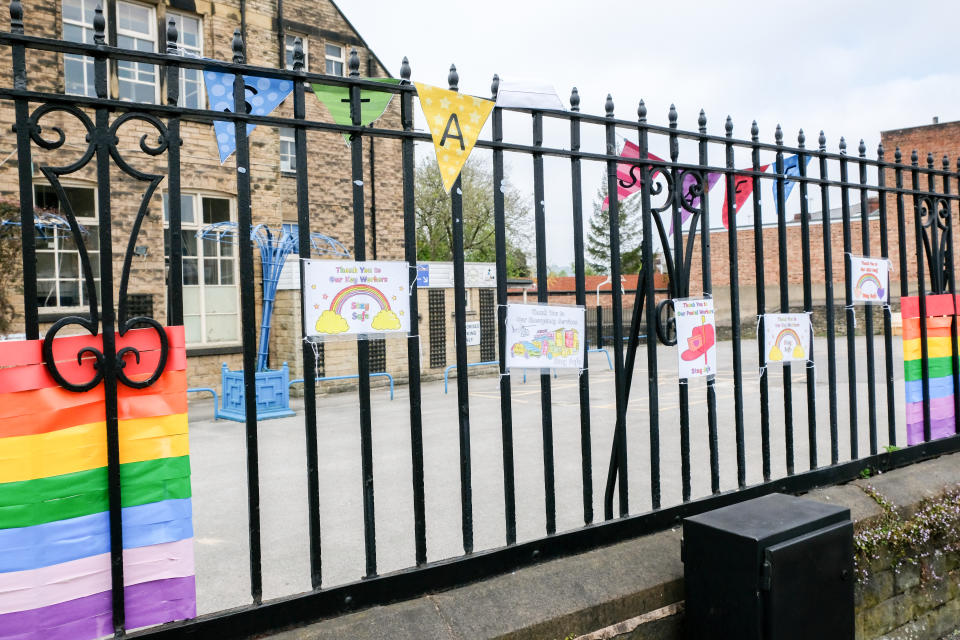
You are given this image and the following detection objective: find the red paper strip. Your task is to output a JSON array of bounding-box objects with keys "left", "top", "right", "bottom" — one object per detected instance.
[
  {"left": 0, "top": 326, "right": 185, "bottom": 368},
  {"left": 900, "top": 294, "right": 960, "bottom": 320}
]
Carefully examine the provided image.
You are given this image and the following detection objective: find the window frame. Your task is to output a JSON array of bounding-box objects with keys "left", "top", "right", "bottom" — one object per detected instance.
[
  {"left": 167, "top": 10, "right": 204, "bottom": 109},
  {"left": 114, "top": 0, "right": 159, "bottom": 104},
  {"left": 32, "top": 182, "right": 100, "bottom": 312},
  {"left": 163, "top": 191, "right": 241, "bottom": 347},
  {"left": 278, "top": 127, "right": 296, "bottom": 174},
  {"left": 284, "top": 33, "right": 308, "bottom": 71},
  {"left": 61, "top": 0, "right": 98, "bottom": 97},
  {"left": 324, "top": 43, "right": 345, "bottom": 77}
]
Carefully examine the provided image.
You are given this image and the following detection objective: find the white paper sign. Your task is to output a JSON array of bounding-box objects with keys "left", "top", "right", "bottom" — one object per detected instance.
[
  {"left": 303, "top": 260, "right": 410, "bottom": 337},
  {"left": 850, "top": 255, "right": 890, "bottom": 304},
  {"left": 674, "top": 298, "right": 717, "bottom": 379},
  {"left": 763, "top": 313, "right": 812, "bottom": 364},
  {"left": 505, "top": 304, "right": 585, "bottom": 370},
  {"left": 464, "top": 321, "right": 481, "bottom": 346}
]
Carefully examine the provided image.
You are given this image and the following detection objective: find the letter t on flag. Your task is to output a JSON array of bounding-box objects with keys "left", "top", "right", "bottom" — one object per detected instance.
[{"left": 415, "top": 83, "right": 494, "bottom": 193}]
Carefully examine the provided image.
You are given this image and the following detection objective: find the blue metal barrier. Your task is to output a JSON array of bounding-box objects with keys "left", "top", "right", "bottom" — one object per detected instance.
[
  {"left": 186, "top": 387, "right": 221, "bottom": 420},
  {"left": 444, "top": 361, "right": 499, "bottom": 393},
  {"left": 290, "top": 372, "right": 394, "bottom": 400},
  {"left": 589, "top": 348, "right": 614, "bottom": 370}
]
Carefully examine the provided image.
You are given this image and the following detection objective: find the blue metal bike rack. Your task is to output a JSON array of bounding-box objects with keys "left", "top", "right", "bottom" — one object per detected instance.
[
  {"left": 290, "top": 372, "right": 394, "bottom": 400},
  {"left": 186, "top": 387, "right": 221, "bottom": 420},
  {"left": 443, "top": 361, "right": 499, "bottom": 394}
]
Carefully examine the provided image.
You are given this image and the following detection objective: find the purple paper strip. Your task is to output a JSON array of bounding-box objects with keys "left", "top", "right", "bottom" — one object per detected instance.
[
  {"left": 0, "top": 576, "right": 195, "bottom": 640},
  {"left": 906, "top": 416, "right": 957, "bottom": 446},
  {"left": 905, "top": 396, "right": 956, "bottom": 423}
]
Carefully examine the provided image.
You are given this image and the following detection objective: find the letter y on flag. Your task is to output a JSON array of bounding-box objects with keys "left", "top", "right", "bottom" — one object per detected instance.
[{"left": 415, "top": 83, "right": 494, "bottom": 193}]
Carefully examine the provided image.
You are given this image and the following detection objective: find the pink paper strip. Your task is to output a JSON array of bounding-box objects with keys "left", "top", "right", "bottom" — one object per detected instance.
[
  {"left": 904, "top": 396, "right": 956, "bottom": 424},
  {"left": 0, "top": 539, "right": 195, "bottom": 615}
]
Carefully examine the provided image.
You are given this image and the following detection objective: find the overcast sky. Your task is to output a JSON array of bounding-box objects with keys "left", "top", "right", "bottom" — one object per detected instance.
[{"left": 345, "top": 1, "right": 960, "bottom": 269}]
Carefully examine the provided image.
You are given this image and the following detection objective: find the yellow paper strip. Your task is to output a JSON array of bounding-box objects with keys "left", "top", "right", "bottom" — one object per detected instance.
[
  {"left": 903, "top": 336, "right": 955, "bottom": 361},
  {"left": 0, "top": 413, "right": 189, "bottom": 483}
]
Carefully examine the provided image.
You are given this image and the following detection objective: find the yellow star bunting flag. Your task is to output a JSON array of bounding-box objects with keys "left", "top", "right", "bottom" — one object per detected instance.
[{"left": 415, "top": 83, "right": 495, "bottom": 193}]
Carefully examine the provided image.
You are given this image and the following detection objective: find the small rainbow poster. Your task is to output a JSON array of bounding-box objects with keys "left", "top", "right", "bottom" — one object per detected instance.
[
  {"left": 850, "top": 256, "right": 890, "bottom": 305},
  {"left": 302, "top": 260, "right": 410, "bottom": 337},
  {"left": 0, "top": 327, "right": 195, "bottom": 639},
  {"left": 901, "top": 294, "right": 958, "bottom": 445},
  {"left": 763, "top": 313, "right": 812, "bottom": 364}
]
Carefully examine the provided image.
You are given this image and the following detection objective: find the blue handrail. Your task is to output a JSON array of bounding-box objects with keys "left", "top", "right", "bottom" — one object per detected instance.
[
  {"left": 588, "top": 348, "right": 614, "bottom": 370},
  {"left": 186, "top": 387, "right": 220, "bottom": 420},
  {"left": 290, "top": 372, "right": 394, "bottom": 400},
  {"left": 444, "top": 361, "right": 499, "bottom": 393}
]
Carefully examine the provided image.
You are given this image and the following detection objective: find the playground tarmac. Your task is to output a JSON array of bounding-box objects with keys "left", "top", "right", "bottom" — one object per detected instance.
[{"left": 186, "top": 335, "right": 906, "bottom": 614}]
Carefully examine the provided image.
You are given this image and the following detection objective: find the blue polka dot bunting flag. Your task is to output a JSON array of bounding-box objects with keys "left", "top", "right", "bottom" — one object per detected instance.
[{"left": 203, "top": 70, "right": 294, "bottom": 163}]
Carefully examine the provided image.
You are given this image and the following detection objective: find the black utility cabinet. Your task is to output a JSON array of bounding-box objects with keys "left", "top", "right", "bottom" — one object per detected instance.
[{"left": 682, "top": 493, "right": 854, "bottom": 640}]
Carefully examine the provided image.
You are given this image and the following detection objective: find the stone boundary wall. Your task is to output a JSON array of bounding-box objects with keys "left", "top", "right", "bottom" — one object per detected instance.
[{"left": 268, "top": 451, "right": 960, "bottom": 640}]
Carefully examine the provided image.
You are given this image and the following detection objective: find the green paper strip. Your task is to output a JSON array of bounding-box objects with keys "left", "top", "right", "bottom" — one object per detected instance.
[
  {"left": 311, "top": 78, "right": 401, "bottom": 140},
  {"left": 0, "top": 456, "right": 191, "bottom": 530},
  {"left": 904, "top": 356, "right": 955, "bottom": 382}
]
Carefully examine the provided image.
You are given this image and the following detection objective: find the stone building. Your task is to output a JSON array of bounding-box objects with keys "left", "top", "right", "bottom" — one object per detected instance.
[{"left": 0, "top": 0, "right": 423, "bottom": 389}]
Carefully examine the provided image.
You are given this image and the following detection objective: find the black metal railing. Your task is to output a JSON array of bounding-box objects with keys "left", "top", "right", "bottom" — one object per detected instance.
[{"left": 4, "top": 4, "right": 960, "bottom": 637}]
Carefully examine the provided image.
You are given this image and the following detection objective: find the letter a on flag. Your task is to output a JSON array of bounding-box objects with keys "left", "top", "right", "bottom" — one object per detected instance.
[{"left": 415, "top": 83, "right": 494, "bottom": 193}]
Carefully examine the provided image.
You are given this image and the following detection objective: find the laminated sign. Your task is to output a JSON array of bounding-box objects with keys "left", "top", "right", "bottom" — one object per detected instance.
[
  {"left": 850, "top": 256, "right": 890, "bottom": 304},
  {"left": 0, "top": 327, "right": 196, "bottom": 639},
  {"left": 303, "top": 260, "right": 411, "bottom": 337},
  {"left": 763, "top": 313, "right": 812, "bottom": 364},
  {"left": 505, "top": 304, "right": 585, "bottom": 370},
  {"left": 674, "top": 298, "right": 717, "bottom": 379}
]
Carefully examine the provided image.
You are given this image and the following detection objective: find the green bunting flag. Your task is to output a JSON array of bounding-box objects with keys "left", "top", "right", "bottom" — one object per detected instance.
[{"left": 311, "top": 78, "right": 401, "bottom": 141}]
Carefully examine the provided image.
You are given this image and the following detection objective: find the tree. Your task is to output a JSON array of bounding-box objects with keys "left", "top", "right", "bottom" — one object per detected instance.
[
  {"left": 415, "top": 155, "right": 532, "bottom": 278},
  {"left": 586, "top": 179, "right": 643, "bottom": 275}
]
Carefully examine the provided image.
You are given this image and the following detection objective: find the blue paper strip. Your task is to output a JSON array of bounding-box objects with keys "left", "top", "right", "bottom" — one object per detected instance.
[
  {"left": 0, "top": 499, "right": 193, "bottom": 573},
  {"left": 904, "top": 376, "right": 955, "bottom": 403}
]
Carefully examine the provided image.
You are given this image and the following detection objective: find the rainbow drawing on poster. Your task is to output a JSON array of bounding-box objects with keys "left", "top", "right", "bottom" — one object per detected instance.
[
  {"left": 763, "top": 313, "right": 811, "bottom": 364},
  {"left": 303, "top": 260, "right": 410, "bottom": 337},
  {"left": 901, "top": 294, "right": 958, "bottom": 445},
  {"left": 0, "top": 327, "right": 195, "bottom": 640},
  {"left": 850, "top": 256, "right": 890, "bottom": 304}
]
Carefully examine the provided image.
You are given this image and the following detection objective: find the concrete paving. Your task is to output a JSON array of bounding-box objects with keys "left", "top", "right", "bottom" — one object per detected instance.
[{"left": 187, "top": 335, "right": 907, "bottom": 614}]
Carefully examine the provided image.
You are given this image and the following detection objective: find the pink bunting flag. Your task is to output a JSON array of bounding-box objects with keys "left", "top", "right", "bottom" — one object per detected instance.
[{"left": 601, "top": 140, "right": 664, "bottom": 210}]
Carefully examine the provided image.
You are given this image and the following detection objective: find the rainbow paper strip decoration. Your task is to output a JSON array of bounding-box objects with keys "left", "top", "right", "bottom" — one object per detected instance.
[
  {"left": 0, "top": 326, "right": 195, "bottom": 640},
  {"left": 901, "top": 294, "right": 959, "bottom": 445}
]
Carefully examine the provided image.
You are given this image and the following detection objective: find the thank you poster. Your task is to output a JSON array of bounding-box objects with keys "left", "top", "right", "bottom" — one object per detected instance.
[
  {"left": 505, "top": 304, "right": 585, "bottom": 369},
  {"left": 675, "top": 298, "right": 717, "bottom": 379},
  {"left": 303, "top": 260, "right": 410, "bottom": 337}
]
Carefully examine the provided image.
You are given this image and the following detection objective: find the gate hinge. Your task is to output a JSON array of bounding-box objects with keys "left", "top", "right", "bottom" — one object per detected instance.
[{"left": 760, "top": 559, "right": 772, "bottom": 591}]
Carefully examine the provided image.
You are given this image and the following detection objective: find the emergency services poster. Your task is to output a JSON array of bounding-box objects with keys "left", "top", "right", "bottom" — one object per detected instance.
[{"left": 505, "top": 304, "right": 585, "bottom": 369}]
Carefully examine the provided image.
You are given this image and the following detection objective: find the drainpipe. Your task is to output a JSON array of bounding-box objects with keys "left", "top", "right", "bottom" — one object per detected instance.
[
  {"left": 276, "top": 0, "right": 285, "bottom": 69},
  {"left": 240, "top": 0, "right": 247, "bottom": 55},
  {"left": 367, "top": 55, "right": 377, "bottom": 258}
]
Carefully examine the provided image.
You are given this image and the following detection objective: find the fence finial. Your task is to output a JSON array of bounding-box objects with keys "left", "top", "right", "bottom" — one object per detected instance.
[
  {"left": 858, "top": 139, "right": 866, "bottom": 157},
  {"left": 231, "top": 28, "right": 244, "bottom": 64},
  {"left": 818, "top": 130, "right": 826, "bottom": 150},
  {"left": 604, "top": 94, "right": 614, "bottom": 117},
  {"left": 956, "top": 156, "right": 960, "bottom": 173},
  {"left": 448, "top": 64, "right": 458, "bottom": 92},
  {"left": 751, "top": 120, "right": 759, "bottom": 141},
  {"left": 9, "top": 0, "right": 23, "bottom": 34},
  {"left": 895, "top": 146, "right": 902, "bottom": 163},
  {"left": 725, "top": 115, "right": 733, "bottom": 136},
  {"left": 491, "top": 74, "right": 499, "bottom": 99},
  {"left": 668, "top": 103, "right": 677, "bottom": 127},
  {"left": 638, "top": 99, "right": 647, "bottom": 122},
  {"left": 570, "top": 87, "right": 580, "bottom": 112},
  {"left": 839, "top": 137, "right": 847, "bottom": 154},
  {"left": 774, "top": 124, "right": 783, "bottom": 144},
  {"left": 93, "top": 5, "right": 105, "bottom": 44},
  {"left": 911, "top": 149, "right": 918, "bottom": 165},
  {"left": 698, "top": 109, "right": 707, "bottom": 132},
  {"left": 877, "top": 142, "right": 884, "bottom": 159},
  {"left": 400, "top": 56, "right": 411, "bottom": 83},
  {"left": 927, "top": 152, "right": 934, "bottom": 169},
  {"left": 798, "top": 129, "right": 805, "bottom": 147},
  {"left": 166, "top": 16, "right": 178, "bottom": 54},
  {"left": 292, "top": 37, "right": 304, "bottom": 72},
  {"left": 943, "top": 154, "right": 950, "bottom": 171},
  {"left": 349, "top": 48, "right": 360, "bottom": 77}
]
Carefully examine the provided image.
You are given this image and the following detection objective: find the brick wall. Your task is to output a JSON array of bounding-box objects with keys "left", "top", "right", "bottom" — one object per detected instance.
[{"left": 0, "top": 0, "right": 404, "bottom": 389}]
